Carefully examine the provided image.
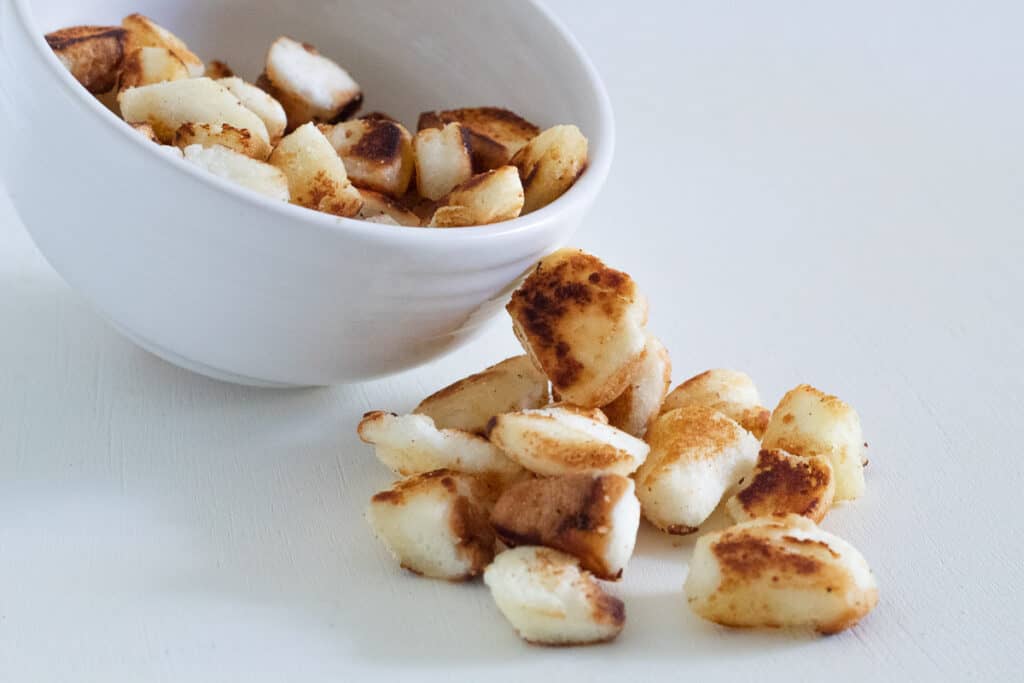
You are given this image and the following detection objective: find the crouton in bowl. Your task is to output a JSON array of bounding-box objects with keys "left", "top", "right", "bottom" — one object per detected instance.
[{"left": 0, "top": 0, "right": 613, "bottom": 386}]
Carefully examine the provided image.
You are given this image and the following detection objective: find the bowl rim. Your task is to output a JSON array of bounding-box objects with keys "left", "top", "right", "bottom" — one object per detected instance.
[{"left": 15, "top": 0, "right": 615, "bottom": 245}]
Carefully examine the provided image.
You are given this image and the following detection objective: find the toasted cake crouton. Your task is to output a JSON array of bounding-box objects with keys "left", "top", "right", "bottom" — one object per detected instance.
[
  {"left": 601, "top": 334, "right": 671, "bottom": 437},
  {"left": 418, "top": 107, "right": 540, "bottom": 172},
  {"left": 662, "top": 369, "right": 770, "bottom": 439},
  {"left": 46, "top": 25, "right": 127, "bottom": 93},
  {"left": 268, "top": 122, "right": 362, "bottom": 216},
  {"left": 413, "top": 122, "right": 474, "bottom": 201},
  {"left": 322, "top": 118, "right": 414, "bottom": 197},
  {"left": 511, "top": 124, "right": 588, "bottom": 213},
  {"left": 356, "top": 189, "right": 421, "bottom": 227},
  {"left": 117, "top": 46, "right": 188, "bottom": 92},
  {"left": 428, "top": 166, "right": 524, "bottom": 227},
  {"left": 218, "top": 77, "right": 288, "bottom": 144},
  {"left": 182, "top": 144, "right": 289, "bottom": 201},
  {"left": 121, "top": 13, "right": 203, "bottom": 77},
  {"left": 260, "top": 36, "right": 362, "bottom": 130},
  {"left": 726, "top": 449, "right": 835, "bottom": 523},
  {"left": 173, "top": 122, "right": 271, "bottom": 160}
]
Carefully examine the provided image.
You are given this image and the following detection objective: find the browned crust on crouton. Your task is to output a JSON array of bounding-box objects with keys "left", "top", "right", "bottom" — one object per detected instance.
[
  {"left": 356, "top": 410, "right": 394, "bottom": 443},
  {"left": 665, "top": 524, "right": 699, "bottom": 535},
  {"left": 487, "top": 412, "right": 639, "bottom": 473},
  {"left": 739, "top": 407, "right": 771, "bottom": 439},
  {"left": 205, "top": 60, "right": 234, "bottom": 78},
  {"left": 128, "top": 121, "right": 159, "bottom": 143},
  {"left": 350, "top": 120, "right": 404, "bottom": 164},
  {"left": 601, "top": 339, "right": 672, "bottom": 437},
  {"left": 46, "top": 25, "right": 127, "bottom": 93},
  {"left": 418, "top": 107, "right": 540, "bottom": 172},
  {"left": 491, "top": 474, "right": 631, "bottom": 579},
  {"left": 735, "top": 450, "right": 834, "bottom": 522},
  {"left": 712, "top": 534, "right": 824, "bottom": 582},
  {"left": 644, "top": 407, "right": 744, "bottom": 471},
  {"left": 370, "top": 467, "right": 457, "bottom": 504},
  {"left": 449, "top": 493, "right": 496, "bottom": 576},
  {"left": 507, "top": 250, "right": 641, "bottom": 406}
]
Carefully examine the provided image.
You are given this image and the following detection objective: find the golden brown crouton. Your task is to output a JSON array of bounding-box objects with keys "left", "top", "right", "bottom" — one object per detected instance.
[
  {"left": 45, "top": 25, "right": 127, "bottom": 93},
  {"left": 414, "top": 355, "right": 549, "bottom": 434},
  {"left": 413, "top": 123, "right": 474, "bottom": 201},
  {"left": 367, "top": 469, "right": 496, "bottom": 580},
  {"left": 661, "top": 369, "right": 771, "bottom": 439},
  {"left": 684, "top": 515, "right": 878, "bottom": 634},
  {"left": 428, "top": 166, "right": 524, "bottom": 227},
  {"left": 507, "top": 248, "right": 648, "bottom": 407},
  {"left": 356, "top": 189, "right": 421, "bottom": 227},
  {"left": 484, "top": 546, "right": 626, "bottom": 645},
  {"left": 322, "top": 118, "right": 414, "bottom": 197},
  {"left": 269, "top": 122, "right": 362, "bottom": 217},
  {"left": 726, "top": 449, "right": 835, "bottom": 523},
  {"left": 218, "top": 77, "right": 288, "bottom": 145},
  {"left": 762, "top": 384, "right": 866, "bottom": 501},
  {"left": 491, "top": 474, "right": 640, "bottom": 580},
  {"left": 117, "top": 46, "right": 188, "bottom": 93},
  {"left": 512, "top": 124, "right": 588, "bottom": 213},
  {"left": 418, "top": 107, "right": 540, "bottom": 172},
  {"left": 172, "top": 122, "right": 271, "bottom": 160},
  {"left": 121, "top": 14, "right": 203, "bottom": 77},
  {"left": 601, "top": 334, "right": 671, "bottom": 437},
  {"left": 260, "top": 36, "right": 362, "bottom": 131}
]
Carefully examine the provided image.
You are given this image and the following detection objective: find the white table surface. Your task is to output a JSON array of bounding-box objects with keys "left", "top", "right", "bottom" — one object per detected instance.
[{"left": 2, "top": 1, "right": 1022, "bottom": 680}]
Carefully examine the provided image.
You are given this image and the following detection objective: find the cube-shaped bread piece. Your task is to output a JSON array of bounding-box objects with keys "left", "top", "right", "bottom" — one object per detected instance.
[
  {"left": 491, "top": 474, "right": 640, "bottom": 580},
  {"left": 418, "top": 107, "right": 540, "bottom": 172},
  {"left": 512, "top": 124, "right": 588, "bottom": 213},
  {"left": 268, "top": 122, "right": 362, "bottom": 217},
  {"left": 119, "top": 77, "right": 271, "bottom": 146},
  {"left": 661, "top": 369, "right": 770, "bottom": 439},
  {"left": 356, "top": 189, "right": 421, "bottom": 227},
  {"left": 260, "top": 36, "right": 362, "bottom": 131},
  {"left": 218, "top": 77, "right": 287, "bottom": 144},
  {"left": 428, "top": 166, "right": 524, "bottom": 227},
  {"left": 367, "top": 469, "right": 496, "bottom": 580},
  {"left": 601, "top": 334, "right": 671, "bottom": 438},
  {"left": 414, "top": 355, "right": 549, "bottom": 434},
  {"left": 45, "top": 26, "right": 127, "bottom": 93},
  {"left": 684, "top": 515, "right": 878, "bottom": 634},
  {"left": 413, "top": 123, "right": 474, "bottom": 201},
  {"left": 182, "top": 144, "right": 290, "bottom": 202},
  {"left": 634, "top": 406, "right": 759, "bottom": 534},
  {"left": 761, "top": 384, "right": 866, "bottom": 501},
  {"left": 726, "top": 449, "right": 835, "bottom": 523},
  {"left": 484, "top": 546, "right": 625, "bottom": 645},
  {"left": 486, "top": 405, "right": 649, "bottom": 477},
  {"left": 173, "top": 122, "right": 271, "bottom": 160},
  {"left": 117, "top": 47, "right": 188, "bottom": 92},
  {"left": 121, "top": 13, "right": 203, "bottom": 77},
  {"left": 322, "top": 118, "right": 414, "bottom": 197},
  {"left": 357, "top": 411, "right": 524, "bottom": 488},
  {"left": 507, "top": 248, "right": 648, "bottom": 407}
]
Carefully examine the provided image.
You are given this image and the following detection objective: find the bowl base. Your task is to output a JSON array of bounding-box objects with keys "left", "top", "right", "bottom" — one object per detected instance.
[{"left": 109, "top": 320, "right": 313, "bottom": 389}]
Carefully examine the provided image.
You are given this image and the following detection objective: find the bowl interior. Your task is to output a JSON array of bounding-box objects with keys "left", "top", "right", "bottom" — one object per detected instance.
[{"left": 29, "top": 0, "right": 608, "bottom": 147}]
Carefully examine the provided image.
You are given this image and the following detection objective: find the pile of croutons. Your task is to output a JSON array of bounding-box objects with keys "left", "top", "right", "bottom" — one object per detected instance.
[
  {"left": 46, "top": 16, "right": 588, "bottom": 227},
  {"left": 359, "top": 247, "right": 879, "bottom": 645}
]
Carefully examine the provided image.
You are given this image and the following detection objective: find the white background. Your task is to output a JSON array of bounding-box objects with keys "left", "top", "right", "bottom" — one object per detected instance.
[{"left": 1, "top": 1, "right": 1022, "bottom": 680}]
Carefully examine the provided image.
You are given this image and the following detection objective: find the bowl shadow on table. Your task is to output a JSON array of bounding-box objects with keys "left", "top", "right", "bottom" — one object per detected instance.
[{"left": 0, "top": 278, "right": 817, "bottom": 669}]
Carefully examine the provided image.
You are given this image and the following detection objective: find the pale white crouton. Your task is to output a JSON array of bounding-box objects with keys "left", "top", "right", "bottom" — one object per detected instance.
[
  {"left": 634, "top": 407, "right": 759, "bottom": 534},
  {"left": 726, "top": 449, "right": 835, "bottom": 523},
  {"left": 322, "top": 119, "right": 414, "bottom": 197},
  {"left": 182, "top": 144, "right": 290, "bottom": 202},
  {"left": 119, "top": 77, "right": 271, "bottom": 146},
  {"left": 366, "top": 469, "right": 495, "bottom": 580},
  {"left": 260, "top": 36, "right": 362, "bottom": 130},
  {"left": 601, "top": 334, "right": 671, "bottom": 437},
  {"left": 268, "top": 122, "right": 362, "bottom": 217},
  {"left": 507, "top": 248, "right": 648, "bottom": 407},
  {"left": 418, "top": 107, "right": 540, "bottom": 171},
  {"left": 414, "top": 123, "right": 474, "bottom": 201},
  {"left": 491, "top": 474, "right": 640, "bottom": 580},
  {"left": 217, "top": 77, "right": 288, "bottom": 144},
  {"left": 761, "top": 384, "right": 866, "bottom": 501},
  {"left": 511, "top": 124, "right": 588, "bottom": 213},
  {"left": 45, "top": 25, "right": 127, "bottom": 94},
  {"left": 121, "top": 13, "right": 203, "bottom": 77},
  {"left": 684, "top": 515, "right": 878, "bottom": 634},
  {"left": 428, "top": 166, "right": 524, "bottom": 227},
  {"left": 357, "top": 411, "right": 524, "bottom": 487},
  {"left": 356, "top": 189, "right": 421, "bottom": 227},
  {"left": 486, "top": 405, "right": 649, "bottom": 477},
  {"left": 173, "top": 122, "right": 271, "bottom": 160},
  {"left": 661, "top": 369, "right": 771, "bottom": 438},
  {"left": 117, "top": 46, "right": 188, "bottom": 92},
  {"left": 484, "top": 546, "right": 625, "bottom": 645},
  {"left": 414, "top": 355, "right": 549, "bottom": 434}
]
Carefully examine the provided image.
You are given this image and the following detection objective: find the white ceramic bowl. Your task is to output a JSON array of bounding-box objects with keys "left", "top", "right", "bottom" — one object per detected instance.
[{"left": 0, "top": 0, "right": 613, "bottom": 386}]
